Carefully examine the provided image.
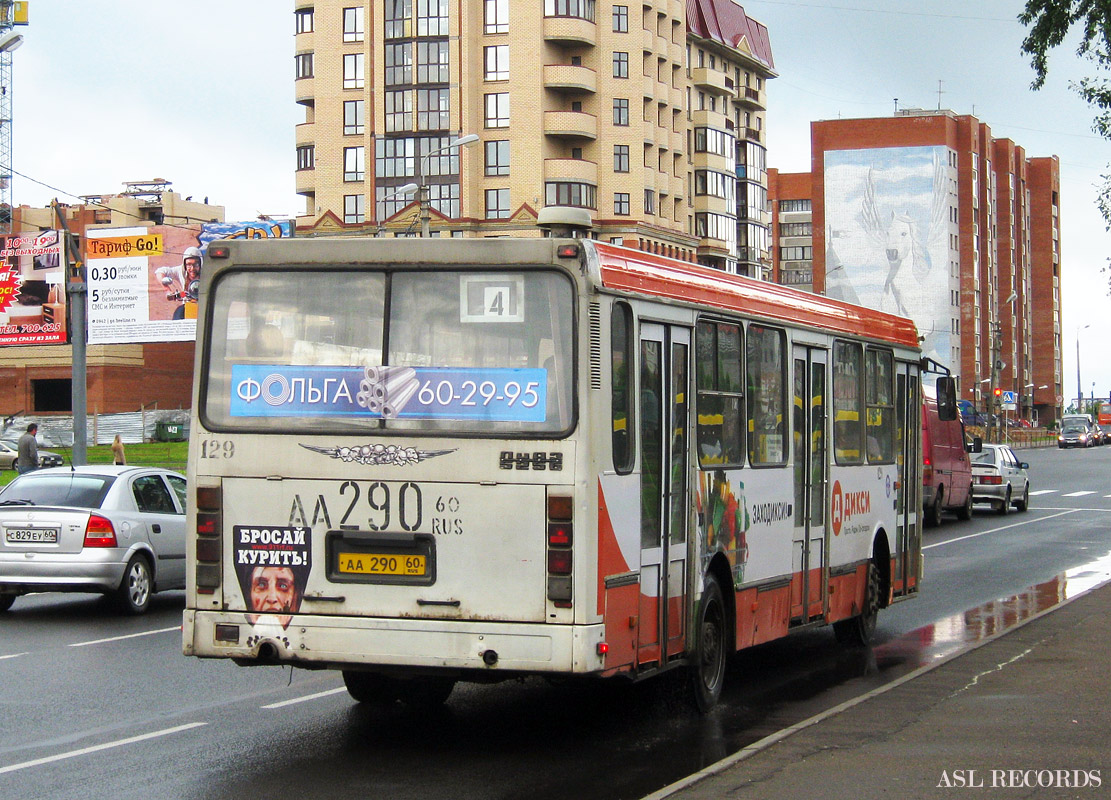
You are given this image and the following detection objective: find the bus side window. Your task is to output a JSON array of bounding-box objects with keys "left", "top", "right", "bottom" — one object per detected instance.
[{"left": 611, "top": 302, "right": 635, "bottom": 473}]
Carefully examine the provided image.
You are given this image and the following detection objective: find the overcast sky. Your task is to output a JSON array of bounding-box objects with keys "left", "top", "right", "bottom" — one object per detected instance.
[{"left": 10, "top": 0, "right": 1111, "bottom": 407}]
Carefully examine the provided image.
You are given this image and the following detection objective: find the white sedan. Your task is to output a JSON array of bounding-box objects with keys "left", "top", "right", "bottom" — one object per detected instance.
[
  {"left": 0, "top": 465, "right": 187, "bottom": 614},
  {"left": 971, "top": 443, "right": 1030, "bottom": 515}
]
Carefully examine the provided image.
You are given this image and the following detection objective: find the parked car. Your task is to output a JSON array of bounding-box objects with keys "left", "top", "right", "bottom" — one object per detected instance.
[
  {"left": 1058, "top": 421, "right": 1095, "bottom": 448},
  {"left": 971, "top": 443, "right": 1030, "bottom": 515},
  {"left": 0, "top": 438, "right": 65, "bottom": 470},
  {"left": 922, "top": 378, "right": 978, "bottom": 527},
  {"left": 0, "top": 466, "right": 187, "bottom": 614}
]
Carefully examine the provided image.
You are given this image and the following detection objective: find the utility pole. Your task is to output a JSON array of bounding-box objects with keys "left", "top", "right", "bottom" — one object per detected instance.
[
  {"left": 990, "top": 320, "right": 1002, "bottom": 444},
  {"left": 0, "top": 0, "right": 26, "bottom": 235},
  {"left": 54, "top": 200, "right": 87, "bottom": 464}
]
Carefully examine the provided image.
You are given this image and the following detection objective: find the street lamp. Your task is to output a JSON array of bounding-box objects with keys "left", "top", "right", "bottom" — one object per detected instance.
[
  {"left": 1076, "top": 323, "right": 1090, "bottom": 414},
  {"left": 415, "top": 133, "right": 479, "bottom": 237}
]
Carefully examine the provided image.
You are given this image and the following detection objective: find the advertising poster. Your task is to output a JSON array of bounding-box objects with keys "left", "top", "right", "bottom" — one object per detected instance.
[
  {"left": 87, "top": 220, "right": 293, "bottom": 345},
  {"left": 0, "top": 230, "right": 67, "bottom": 347},
  {"left": 823, "top": 146, "right": 955, "bottom": 368}
]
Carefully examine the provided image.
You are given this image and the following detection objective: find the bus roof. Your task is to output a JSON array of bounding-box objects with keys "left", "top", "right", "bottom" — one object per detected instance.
[{"left": 590, "top": 241, "right": 921, "bottom": 350}]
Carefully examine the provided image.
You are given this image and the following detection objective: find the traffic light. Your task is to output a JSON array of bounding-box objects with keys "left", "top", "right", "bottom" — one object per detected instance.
[{"left": 993, "top": 387, "right": 1002, "bottom": 398}]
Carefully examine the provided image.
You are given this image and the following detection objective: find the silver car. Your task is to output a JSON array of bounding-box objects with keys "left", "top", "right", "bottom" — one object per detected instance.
[
  {"left": 971, "top": 443, "right": 1030, "bottom": 515},
  {"left": 0, "top": 438, "right": 65, "bottom": 470},
  {"left": 0, "top": 466, "right": 187, "bottom": 614}
]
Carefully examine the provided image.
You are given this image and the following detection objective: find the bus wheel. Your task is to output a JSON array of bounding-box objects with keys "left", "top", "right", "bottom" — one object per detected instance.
[
  {"left": 0, "top": 595, "right": 14, "bottom": 612},
  {"left": 833, "top": 562, "right": 879, "bottom": 647},
  {"left": 690, "top": 578, "right": 727, "bottom": 712},
  {"left": 400, "top": 677, "right": 456, "bottom": 709},
  {"left": 343, "top": 671, "right": 400, "bottom": 706}
]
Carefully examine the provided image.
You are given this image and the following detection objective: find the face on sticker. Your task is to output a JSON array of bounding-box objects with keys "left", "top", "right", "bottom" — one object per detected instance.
[{"left": 249, "top": 566, "right": 300, "bottom": 614}]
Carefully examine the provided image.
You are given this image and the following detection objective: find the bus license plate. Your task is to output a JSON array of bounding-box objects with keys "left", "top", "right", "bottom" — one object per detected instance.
[
  {"left": 5, "top": 528, "right": 59, "bottom": 544},
  {"left": 336, "top": 552, "right": 427, "bottom": 577}
]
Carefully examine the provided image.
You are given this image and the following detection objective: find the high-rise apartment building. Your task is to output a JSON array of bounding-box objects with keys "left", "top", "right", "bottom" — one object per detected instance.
[
  {"left": 293, "top": 0, "right": 776, "bottom": 276},
  {"left": 769, "top": 110, "right": 1063, "bottom": 424}
]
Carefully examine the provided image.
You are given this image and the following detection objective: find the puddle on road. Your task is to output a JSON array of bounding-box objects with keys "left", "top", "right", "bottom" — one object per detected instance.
[{"left": 874, "top": 550, "right": 1111, "bottom": 669}]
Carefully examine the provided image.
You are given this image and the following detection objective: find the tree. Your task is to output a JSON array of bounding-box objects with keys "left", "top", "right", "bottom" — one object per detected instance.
[{"left": 1020, "top": 2, "right": 1111, "bottom": 230}]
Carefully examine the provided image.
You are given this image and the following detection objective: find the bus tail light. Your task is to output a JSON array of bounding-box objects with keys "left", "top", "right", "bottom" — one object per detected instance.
[
  {"left": 546, "top": 492, "right": 573, "bottom": 607},
  {"left": 195, "top": 485, "right": 223, "bottom": 594},
  {"left": 83, "top": 515, "right": 117, "bottom": 548}
]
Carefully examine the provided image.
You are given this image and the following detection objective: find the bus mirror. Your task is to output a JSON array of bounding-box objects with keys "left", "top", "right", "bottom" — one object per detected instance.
[{"left": 936, "top": 376, "right": 957, "bottom": 422}]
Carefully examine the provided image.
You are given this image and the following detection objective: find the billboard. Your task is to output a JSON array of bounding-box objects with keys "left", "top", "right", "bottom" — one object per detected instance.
[
  {"left": 823, "top": 146, "right": 955, "bottom": 368},
  {"left": 0, "top": 230, "right": 67, "bottom": 347},
  {"left": 86, "top": 220, "right": 292, "bottom": 345}
]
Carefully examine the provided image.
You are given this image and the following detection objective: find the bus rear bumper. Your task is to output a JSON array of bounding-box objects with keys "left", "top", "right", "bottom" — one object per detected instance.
[{"left": 183, "top": 609, "right": 607, "bottom": 676}]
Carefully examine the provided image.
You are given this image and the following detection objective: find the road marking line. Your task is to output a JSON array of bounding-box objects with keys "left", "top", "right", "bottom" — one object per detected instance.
[
  {"left": 924, "top": 510, "right": 1078, "bottom": 550},
  {"left": 0, "top": 652, "right": 28, "bottom": 661},
  {"left": 1063, "top": 490, "right": 1096, "bottom": 497},
  {"left": 0, "top": 722, "right": 207, "bottom": 775},
  {"left": 1028, "top": 489, "right": 1058, "bottom": 496},
  {"left": 262, "top": 686, "right": 347, "bottom": 709},
  {"left": 69, "top": 626, "right": 180, "bottom": 648}
]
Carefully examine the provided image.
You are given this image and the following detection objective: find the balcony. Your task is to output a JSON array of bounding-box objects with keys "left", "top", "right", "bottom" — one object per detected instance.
[
  {"left": 544, "top": 157, "right": 598, "bottom": 184},
  {"left": 294, "top": 169, "right": 315, "bottom": 196},
  {"left": 543, "top": 110, "right": 598, "bottom": 140},
  {"left": 543, "top": 64, "right": 597, "bottom": 93},
  {"left": 691, "top": 108, "right": 732, "bottom": 134},
  {"left": 743, "top": 127, "right": 763, "bottom": 144},
  {"left": 691, "top": 149, "right": 732, "bottom": 174},
  {"left": 295, "top": 78, "right": 315, "bottom": 107},
  {"left": 544, "top": 16, "right": 597, "bottom": 46},
  {"left": 692, "top": 67, "right": 730, "bottom": 95},
  {"left": 737, "top": 86, "right": 765, "bottom": 109}
]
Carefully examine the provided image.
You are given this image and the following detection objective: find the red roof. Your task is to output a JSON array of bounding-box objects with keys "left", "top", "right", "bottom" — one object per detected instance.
[{"left": 687, "top": 0, "right": 775, "bottom": 72}]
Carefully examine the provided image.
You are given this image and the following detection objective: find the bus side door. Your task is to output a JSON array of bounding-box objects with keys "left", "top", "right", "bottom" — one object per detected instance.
[{"left": 637, "top": 323, "right": 690, "bottom": 666}]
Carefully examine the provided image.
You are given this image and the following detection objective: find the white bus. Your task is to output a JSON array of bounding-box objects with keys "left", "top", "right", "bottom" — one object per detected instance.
[{"left": 183, "top": 235, "right": 924, "bottom": 710}]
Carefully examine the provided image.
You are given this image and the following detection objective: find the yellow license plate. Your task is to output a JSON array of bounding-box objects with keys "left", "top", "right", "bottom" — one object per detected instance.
[{"left": 337, "top": 552, "right": 427, "bottom": 576}]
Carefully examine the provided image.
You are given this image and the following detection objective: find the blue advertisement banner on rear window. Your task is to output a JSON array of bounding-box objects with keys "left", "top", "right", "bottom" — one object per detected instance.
[{"left": 231, "top": 364, "right": 547, "bottom": 422}]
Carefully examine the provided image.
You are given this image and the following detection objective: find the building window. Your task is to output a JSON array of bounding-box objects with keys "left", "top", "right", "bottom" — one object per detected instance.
[
  {"left": 485, "top": 140, "right": 510, "bottom": 176},
  {"left": 612, "top": 5, "right": 628, "bottom": 32},
  {"left": 486, "top": 188, "right": 511, "bottom": 219},
  {"left": 344, "top": 194, "right": 365, "bottom": 224},
  {"left": 779, "top": 221, "right": 812, "bottom": 237},
  {"left": 544, "top": 0, "right": 595, "bottom": 21},
  {"left": 376, "top": 137, "right": 416, "bottom": 178},
  {"left": 295, "top": 8, "right": 314, "bottom": 33},
  {"left": 485, "top": 92, "right": 509, "bottom": 128},
  {"left": 613, "top": 98, "right": 629, "bottom": 126},
  {"left": 384, "top": 43, "right": 412, "bottom": 86},
  {"left": 343, "top": 53, "right": 364, "bottom": 89},
  {"left": 612, "top": 51, "right": 629, "bottom": 78},
  {"left": 344, "top": 146, "right": 365, "bottom": 181},
  {"left": 385, "top": 0, "right": 412, "bottom": 39},
  {"left": 385, "top": 90, "right": 413, "bottom": 133},
  {"left": 376, "top": 185, "right": 413, "bottom": 221},
  {"left": 417, "top": 41, "right": 449, "bottom": 83},
  {"left": 545, "top": 181, "right": 596, "bottom": 209},
  {"left": 295, "top": 53, "right": 314, "bottom": 79},
  {"left": 417, "top": 88, "right": 449, "bottom": 130},
  {"left": 296, "top": 145, "right": 315, "bottom": 171},
  {"left": 485, "top": 0, "right": 509, "bottom": 33},
  {"left": 643, "top": 188, "right": 655, "bottom": 215},
  {"left": 614, "top": 144, "right": 629, "bottom": 173},
  {"left": 779, "top": 246, "right": 812, "bottom": 261},
  {"left": 344, "top": 100, "right": 365, "bottom": 135},
  {"left": 484, "top": 45, "right": 509, "bottom": 81},
  {"left": 417, "top": 0, "right": 449, "bottom": 36},
  {"left": 420, "top": 136, "right": 462, "bottom": 177},
  {"left": 343, "top": 7, "right": 365, "bottom": 42},
  {"left": 614, "top": 192, "right": 630, "bottom": 215},
  {"left": 778, "top": 198, "right": 811, "bottom": 212}
]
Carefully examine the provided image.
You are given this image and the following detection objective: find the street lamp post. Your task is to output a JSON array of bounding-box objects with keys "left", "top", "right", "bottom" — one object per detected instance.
[
  {"left": 415, "top": 133, "right": 478, "bottom": 237},
  {"left": 1076, "top": 323, "right": 1090, "bottom": 414}
]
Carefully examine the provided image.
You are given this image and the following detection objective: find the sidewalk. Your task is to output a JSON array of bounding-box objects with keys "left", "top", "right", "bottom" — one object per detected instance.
[{"left": 649, "top": 580, "right": 1110, "bottom": 799}]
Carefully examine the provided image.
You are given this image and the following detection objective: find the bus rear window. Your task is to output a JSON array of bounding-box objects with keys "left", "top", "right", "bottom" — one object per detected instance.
[{"left": 200, "top": 268, "right": 575, "bottom": 436}]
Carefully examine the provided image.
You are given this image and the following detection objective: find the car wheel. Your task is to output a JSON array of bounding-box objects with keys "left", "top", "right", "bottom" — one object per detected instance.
[
  {"left": 343, "top": 671, "right": 400, "bottom": 706},
  {"left": 690, "top": 578, "right": 728, "bottom": 712},
  {"left": 955, "top": 486, "right": 974, "bottom": 521},
  {"left": 0, "top": 595, "right": 15, "bottom": 612},
  {"left": 116, "top": 555, "right": 152, "bottom": 615},
  {"left": 834, "top": 561, "right": 880, "bottom": 647},
  {"left": 1016, "top": 484, "right": 1030, "bottom": 512},
  {"left": 996, "top": 486, "right": 1011, "bottom": 516},
  {"left": 926, "top": 487, "right": 944, "bottom": 528}
]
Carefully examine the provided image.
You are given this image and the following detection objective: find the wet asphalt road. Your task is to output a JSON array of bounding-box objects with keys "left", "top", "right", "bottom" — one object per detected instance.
[{"left": 2, "top": 444, "right": 1110, "bottom": 799}]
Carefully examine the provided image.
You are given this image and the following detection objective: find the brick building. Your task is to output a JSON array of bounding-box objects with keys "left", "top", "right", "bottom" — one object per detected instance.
[
  {"left": 293, "top": 0, "right": 777, "bottom": 276},
  {"left": 769, "top": 110, "right": 1063, "bottom": 424}
]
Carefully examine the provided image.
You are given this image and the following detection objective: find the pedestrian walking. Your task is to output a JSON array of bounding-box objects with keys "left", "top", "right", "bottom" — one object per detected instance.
[
  {"left": 111, "top": 434, "right": 127, "bottom": 466},
  {"left": 15, "top": 423, "right": 38, "bottom": 474}
]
